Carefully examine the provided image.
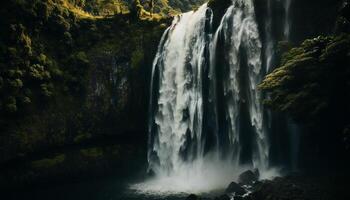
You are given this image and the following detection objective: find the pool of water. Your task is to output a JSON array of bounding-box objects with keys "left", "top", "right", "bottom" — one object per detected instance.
[
  {"left": 4, "top": 177, "right": 223, "bottom": 200},
  {"left": 4, "top": 165, "right": 282, "bottom": 200}
]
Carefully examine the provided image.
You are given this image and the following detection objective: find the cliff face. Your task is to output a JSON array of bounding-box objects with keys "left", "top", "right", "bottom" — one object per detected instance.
[
  {"left": 0, "top": 0, "right": 348, "bottom": 189},
  {"left": 0, "top": 0, "right": 171, "bottom": 188},
  {"left": 259, "top": 1, "right": 350, "bottom": 170},
  {"left": 209, "top": 0, "right": 342, "bottom": 43},
  {"left": 207, "top": 0, "right": 348, "bottom": 170}
]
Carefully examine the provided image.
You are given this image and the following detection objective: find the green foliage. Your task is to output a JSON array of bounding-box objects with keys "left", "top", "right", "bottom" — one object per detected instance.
[
  {"left": 0, "top": 0, "right": 167, "bottom": 166},
  {"left": 80, "top": 147, "right": 104, "bottom": 158},
  {"left": 73, "top": 133, "right": 92, "bottom": 143},
  {"left": 130, "top": 0, "right": 143, "bottom": 20},
  {"left": 69, "top": 0, "right": 205, "bottom": 16},
  {"left": 131, "top": 48, "right": 144, "bottom": 69},
  {"left": 69, "top": 0, "right": 129, "bottom": 15},
  {"left": 4, "top": 96, "right": 18, "bottom": 113},
  {"left": 0, "top": 20, "right": 60, "bottom": 118},
  {"left": 260, "top": 34, "right": 350, "bottom": 128},
  {"left": 31, "top": 154, "right": 66, "bottom": 169}
]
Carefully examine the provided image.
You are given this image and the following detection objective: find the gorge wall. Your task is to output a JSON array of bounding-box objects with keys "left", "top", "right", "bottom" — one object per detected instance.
[
  {"left": 146, "top": 2, "right": 349, "bottom": 192},
  {"left": 0, "top": 0, "right": 347, "bottom": 190}
]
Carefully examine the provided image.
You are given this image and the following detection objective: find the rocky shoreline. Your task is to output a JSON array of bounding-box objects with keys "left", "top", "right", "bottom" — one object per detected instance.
[{"left": 186, "top": 170, "right": 350, "bottom": 200}]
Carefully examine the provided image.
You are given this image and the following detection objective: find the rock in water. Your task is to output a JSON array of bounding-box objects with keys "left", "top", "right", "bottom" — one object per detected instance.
[
  {"left": 225, "top": 182, "right": 246, "bottom": 195},
  {"left": 214, "top": 194, "right": 231, "bottom": 200},
  {"left": 146, "top": 168, "right": 155, "bottom": 177},
  {"left": 186, "top": 194, "right": 200, "bottom": 200},
  {"left": 238, "top": 169, "right": 259, "bottom": 185},
  {"left": 253, "top": 168, "right": 260, "bottom": 178}
]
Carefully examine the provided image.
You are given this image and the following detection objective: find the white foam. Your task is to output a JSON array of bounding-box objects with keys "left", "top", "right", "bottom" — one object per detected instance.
[
  {"left": 131, "top": 155, "right": 281, "bottom": 194},
  {"left": 131, "top": 158, "right": 248, "bottom": 194}
]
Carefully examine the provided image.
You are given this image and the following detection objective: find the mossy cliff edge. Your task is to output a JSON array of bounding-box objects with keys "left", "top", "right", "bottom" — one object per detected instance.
[
  {"left": 0, "top": 0, "right": 174, "bottom": 189},
  {"left": 207, "top": 0, "right": 350, "bottom": 170},
  {"left": 1, "top": 0, "right": 349, "bottom": 191},
  {"left": 259, "top": 1, "right": 350, "bottom": 169}
]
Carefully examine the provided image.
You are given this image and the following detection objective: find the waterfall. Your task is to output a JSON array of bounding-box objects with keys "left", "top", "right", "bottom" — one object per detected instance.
[
  {"left": 142, "top": 0, "right": 299, "bottom": 193},
  {"left": 282, "top": 0, "right": 300, "bottom": 170},
  {"left": 211, "top": 0, "right": 268, "bottom": 170},
  {"left": 264, "top": 0, "right": 274, "bottom": 73},
  {"left": 148, "top": 0, "right": 271, "bottom": 182},
  {"left": 148, "top": 3, "right": 212, "bottom": 176},
  {"left": 284, "top": 0, "right": 292, "bottom": 40}
]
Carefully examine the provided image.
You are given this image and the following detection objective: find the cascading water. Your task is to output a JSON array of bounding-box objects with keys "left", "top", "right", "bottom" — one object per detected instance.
[
  {"left": 264, "top": 0, "right": 274, "bottom": 73},
  {"left": 148, "top": 4, "right": 212, "bottom": 177},
  {"left": 211, "top": 0, "right": 268, "bottom": 170},
  {"left": 282, "top": 0, "right": 300, "bottom": 171},
  {"left": 141, "top": 0, "right": 275, "bottom": 193},
  {"left": 263, "top": 0, "right": 293, "bottom": 72},
  {"left": 136, "top": 0, "right": 297, "bottom": 193},
  {"left": 284, "top": 0, "right": 292, "bottom": 40},
  {"left": 259, "top": 0, "right": 300, "bottom": 170}
]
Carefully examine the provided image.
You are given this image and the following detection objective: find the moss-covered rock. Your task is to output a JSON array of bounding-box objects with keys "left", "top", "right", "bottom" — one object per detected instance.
[
  {"left": 260, "top": 35, "right": 350, "bottom": 124},
  {"left": 67, "top": 0, "right": 205, "bottom": 17},
  {"left": 0, "top": 143, "right": 145, "bottom": 189},
  {"left": 0, "top": 0, "right": 168, "bottom": 170},
  {"left": 260, "top": 33, "right": 350, "bottom": 161},
  {"left": 80, "top": 147, "right": 104, "bottom": 158},
  {"left": 31, "top": 154, "right": 66, "bottom": 169}
]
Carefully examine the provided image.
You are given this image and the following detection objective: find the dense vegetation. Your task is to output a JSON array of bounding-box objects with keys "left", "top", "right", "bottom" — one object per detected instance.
[
  {"left": 260, "top": 2, "right": 350, "bottom": 167},
  {"left": 67, "top": 0, "right": 206, "bottom": 16},
  {"left": 0, "top": 0, "right": 172, "bottom": 188},
  {"left": 260, "top": 35, "right": 350, "bottom": 129}
]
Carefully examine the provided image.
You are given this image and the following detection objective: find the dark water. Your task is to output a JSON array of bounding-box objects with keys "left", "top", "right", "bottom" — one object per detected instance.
[{"left": 4, "top": 178, "right": 218, "bottom": 200}]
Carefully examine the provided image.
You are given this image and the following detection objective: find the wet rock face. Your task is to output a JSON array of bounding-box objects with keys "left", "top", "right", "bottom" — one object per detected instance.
[
  {"left": 88, "top": 52, "right": 132, "bottom": 117},
  {"left": 238, "top": 169, "right": 260, "bottom": 185},
  {"left": 225, "top": 182, "right": 246, "bottom": 195},
  {"left": 184, "top": 175, "right": 350, "bottom": 200},
  {"left": 207, "top": 0, "right": 232, "bottom": 29},
  {"left": 249, "top": 177, "right": 309, "bottom": 200},
  {"left": 336, "top": 0, "right": 350, "bottom": 33},
  {"left": 222, "top": 170, "right": 260, "bottom": 199}
]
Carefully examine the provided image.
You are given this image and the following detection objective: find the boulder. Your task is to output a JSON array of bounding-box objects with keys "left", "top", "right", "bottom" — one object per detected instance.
[
  {"left": 225, "top": 181, "right": 246, "bottom": 195},
  {"left": 186, "top": 194, "right": 200, "bottom": 200},
  {"left": 238, "top": 169, "right": 259, "bottom": 185},
  {"left": 252, "top": 180, "right": 263, "bottom": 188},
  {"left": 146, "top": 168, "right": 155, "bottom": 177}
]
